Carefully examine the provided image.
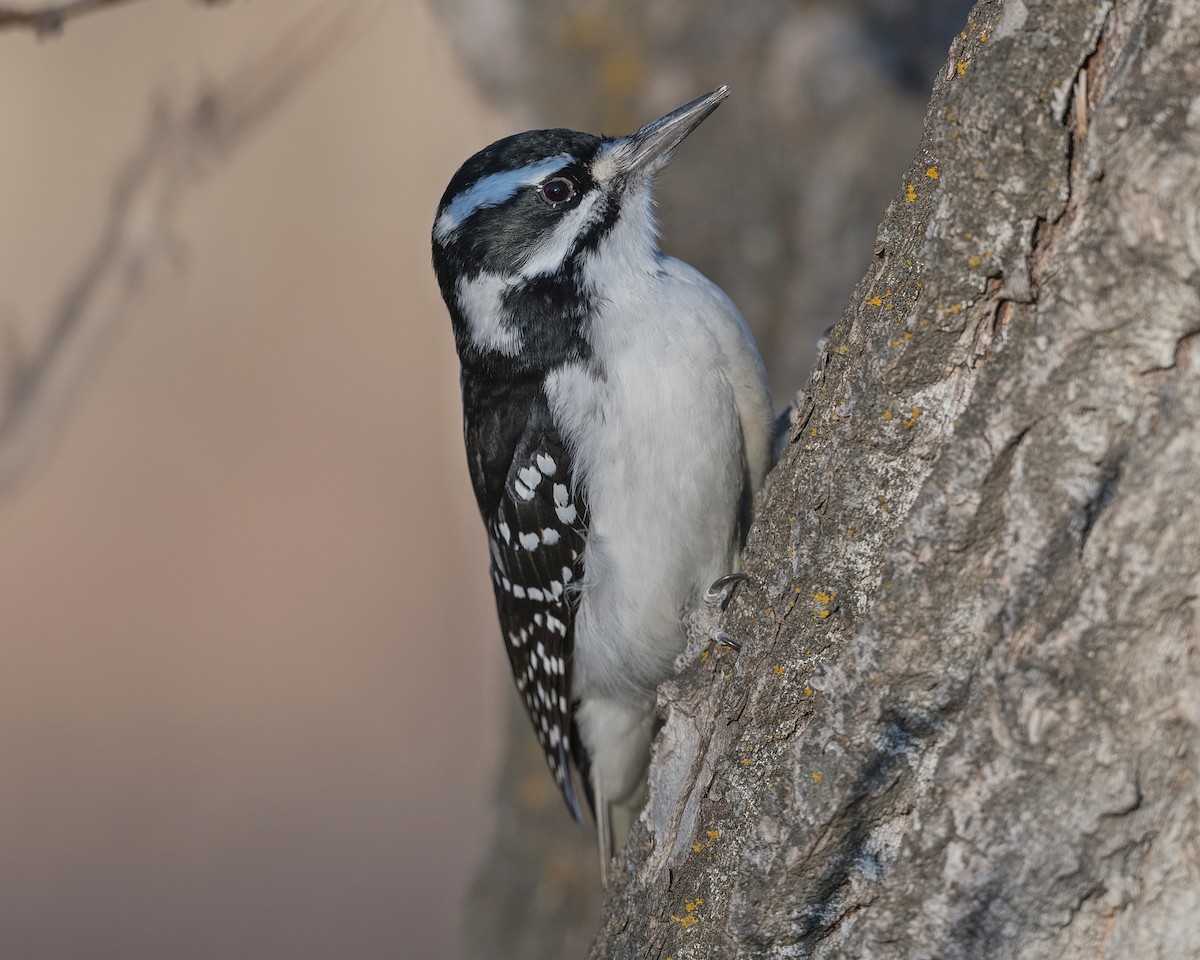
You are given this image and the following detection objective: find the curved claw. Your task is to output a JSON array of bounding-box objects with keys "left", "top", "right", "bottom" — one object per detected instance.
[
  {"left": 716, "top": 632, "right": 742, "bottom": 652},
  {"left": 704, "top": 572, "right": 748, "bottom": 609}
]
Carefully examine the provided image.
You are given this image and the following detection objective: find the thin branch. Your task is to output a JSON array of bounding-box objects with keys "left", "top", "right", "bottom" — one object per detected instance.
[
  {"left": 0, "top": 1, "right": 379, "bottom": 489},
  {"left": 0, "top": 1, "right": 231, "bottom": 36},
  {"left": 1, "top": 0, "right": 137, "bottom": 35}
]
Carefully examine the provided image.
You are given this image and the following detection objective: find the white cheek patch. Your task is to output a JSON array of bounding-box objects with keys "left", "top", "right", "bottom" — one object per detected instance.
[
  {"left": 435, "top": 154, "right": 572, "bottom": 243},
  {"left": 518, "top": 191, "right": 603, "bottom": 278},
  {"left": 456, "top": 271, "right": 520, "bottom": 355}
]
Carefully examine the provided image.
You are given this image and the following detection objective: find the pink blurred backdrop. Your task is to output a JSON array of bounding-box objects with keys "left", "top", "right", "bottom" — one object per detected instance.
[{"left": 0, "top": 3, "right": 505, "bottom": 957}]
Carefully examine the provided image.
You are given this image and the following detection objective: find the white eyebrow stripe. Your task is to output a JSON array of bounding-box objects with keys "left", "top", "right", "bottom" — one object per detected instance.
[
  {"left": 434, "top": 154, "right": 573, "bottom": 242},
  {"left": 518, "top": 191, "right": 602, "bottom": 278}
]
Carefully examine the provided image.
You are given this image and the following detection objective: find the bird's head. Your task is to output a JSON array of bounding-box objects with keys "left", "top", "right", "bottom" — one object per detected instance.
[{"left": 432, "top": 87, "right": 730, "bottom": 370}]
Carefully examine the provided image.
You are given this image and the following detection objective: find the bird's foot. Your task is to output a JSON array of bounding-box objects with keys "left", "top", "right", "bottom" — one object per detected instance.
[
  {"left": 715, "top": 632, "right": 741, "bottom": 652},
  {"left": 704, "top": 572, "right": 748, "bottom": 610}
]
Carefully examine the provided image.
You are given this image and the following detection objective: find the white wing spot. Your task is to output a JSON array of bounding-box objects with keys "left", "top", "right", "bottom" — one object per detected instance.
[
  {"left": 489, "top": 538, "right": 505, "bottom": 570},
  {"left": 519, "top": 531, "right": 540, "bottom": 550},
  {"left": 512, "top": 584, "right": 526, "bottom": 599},
  {"left": 536, "top": 454, "right": 557, "bottom": 476},
  {"left": 517, "top": 465, "right": 542, "bottom": 490},
  {"left": 561, "top": 566, "right": 574, "bottom": 583},
  {"left": 541, "top": 527, "right": 561, "bottom": 546},
  {"left": 555, "top": 502, "right": 578, "bottom": 524},
  {"left": 552, "top": 483, "right": 569, "bottom": 507},
  {"left": 527, "top": 587, "right": 545, "bottom": 602},
  {"left": 514, "top": 480, "right": 534, "bottom": 501},
  {"left": 498, "top": 522, "right": 511, "bottom": 544}
]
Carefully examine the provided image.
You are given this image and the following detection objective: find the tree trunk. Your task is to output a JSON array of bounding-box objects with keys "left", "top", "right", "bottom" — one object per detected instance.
[
  {"left": 441, "top": 0, "right": 1200, "bottom": 954},
  {"left": 590, "top": 0, "right": 1200, "bottom": 956}
]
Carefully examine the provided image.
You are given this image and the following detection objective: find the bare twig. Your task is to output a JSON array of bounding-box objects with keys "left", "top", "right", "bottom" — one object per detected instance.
[
  {"left": 2, "top": 0, "right": 130, "bottom": 35},
  {"left": 0, "top": 1, "right": 378, "bottom": 489},
  {"left": 0, "top": 0, "right": 136, "bottom": 35},
  {"left": 0, "top": 0, "right": 229, "bottom": 36}
]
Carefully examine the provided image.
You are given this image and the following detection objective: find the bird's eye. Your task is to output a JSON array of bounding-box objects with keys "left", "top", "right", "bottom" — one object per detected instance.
[{"left": 540, "top": 177, "right": 575, "bottom": 204}]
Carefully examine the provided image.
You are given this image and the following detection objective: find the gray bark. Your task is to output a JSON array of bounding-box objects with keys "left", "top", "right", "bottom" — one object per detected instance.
[
  {"left": 445, "top": 3, "right": 973, "bottom": 954},
  {"left": 446, "top": 0, "right": 1200, "bottom": 955},
  {"left": 593, "top": 0, "right": 1200, "bottom": 956}
]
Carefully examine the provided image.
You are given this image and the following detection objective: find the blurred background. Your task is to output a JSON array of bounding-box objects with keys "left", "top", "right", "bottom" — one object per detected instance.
[{"left": 0, "top": 1, "right": 970, "bottom": 958}]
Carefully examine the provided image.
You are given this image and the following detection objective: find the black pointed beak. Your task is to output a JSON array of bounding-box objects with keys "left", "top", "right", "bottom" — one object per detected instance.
[{"left": 606, "top": 85, "right": 730, "bottom": 180}]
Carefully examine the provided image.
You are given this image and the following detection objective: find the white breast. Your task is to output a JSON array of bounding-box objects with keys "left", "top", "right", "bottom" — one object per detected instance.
[{"left": 546, "top": 222, "right": 773, "bottom": 705}]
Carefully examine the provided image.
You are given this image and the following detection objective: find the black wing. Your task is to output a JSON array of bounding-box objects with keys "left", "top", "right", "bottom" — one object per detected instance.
[{"left": 463, "top": 375, "right": 590, "bottom": 820}]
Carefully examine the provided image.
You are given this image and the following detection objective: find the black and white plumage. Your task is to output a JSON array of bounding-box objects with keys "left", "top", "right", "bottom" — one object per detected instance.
[{"left": 431, "top": 87, "right": 774, "bottom": 876}]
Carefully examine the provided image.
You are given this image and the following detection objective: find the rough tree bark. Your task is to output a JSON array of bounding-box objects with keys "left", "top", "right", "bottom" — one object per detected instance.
[
  {"left": 448, "top": 3, "right": 975, "bottom": 955},
  {"left": 588, "top": 0, "right": 1200, "bottom": 956},
  {"left": 444, "top": 0, "right": 1200, "bottom": 954}
]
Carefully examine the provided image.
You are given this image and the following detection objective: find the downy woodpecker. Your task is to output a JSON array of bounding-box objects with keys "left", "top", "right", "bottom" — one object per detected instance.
[{"left": 431, "top": 87, "right": 774, "bottom": 877}]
